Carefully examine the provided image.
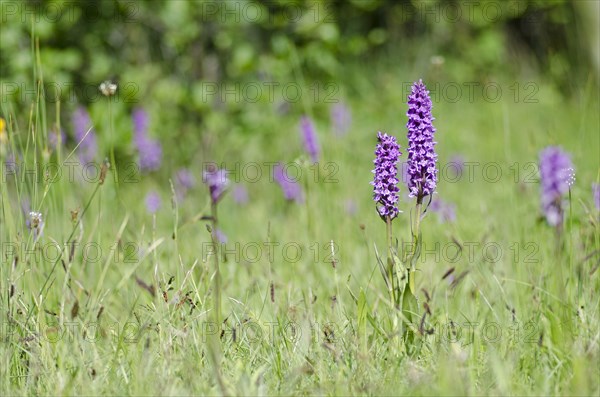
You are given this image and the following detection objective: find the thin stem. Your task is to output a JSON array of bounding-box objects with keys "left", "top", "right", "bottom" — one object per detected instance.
[
  {"left": 413, "top": 200, "right": 423, "bottom": 259},
  {"left": 568, "top": 188, "right": 577, "bottom": 300},
  {"left": 304, "top": 165, "right": 313, "bottom": 238},
  {"left": 152, "top": 213, "right": 158, "bottom": 284},
  {"left": 207, "top": 200, "right": 227, "bottom": 395},
  {"left": 108, "top": 98, "right": 119, "bottom": 192},
  {"left": 386, "top": 215, "right": 393, "bottom": 250},
  {"left": 211, "top": 201, "right": 221, "bottom": 327},
  {"left": 28, "top": 181, "right": 102, "bottom": 327},
  {"left": 385, "top": 215, "right": 394, "bottom": 303},
  {"left": 206, "top": 336, "right": 228, "bottom": 396},
  {"left": 408, "top": 197, "right": 423, "bottom": 300}
]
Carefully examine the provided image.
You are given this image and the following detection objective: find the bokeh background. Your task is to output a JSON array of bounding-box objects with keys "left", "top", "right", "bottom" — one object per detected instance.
[
  {"left": 1, "top": 0, "right": 599, "bottom": 282},
  {"left": 1, "top": 0, "right": 598, "bottom": 160}
]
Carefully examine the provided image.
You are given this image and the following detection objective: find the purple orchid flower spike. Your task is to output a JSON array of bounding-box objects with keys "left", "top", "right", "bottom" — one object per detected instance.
[
  {"left": 133, "top": 108, "right": 162, "bottom": 172},
  {"left": 145, "top": 191, "right": 162, "bottom": 214},
  {"left": 203, "top": 164, "right": 229, "bottom": 204},
  {"left": 331, "top": 102, "right": 352, "bottom": 137},
  {"left": 72, "top": 107, "right": 98, "bottom": 165},
  {"left": 371, "top": 131, "right": 401, "bottom": 220},
  {"left": 406, "top": 80, "right": 438, "bottom": 203},
  {"left": 232, "top": 184, "right": 249, "bottom": 205},
  {"left": 300, "top": 116, "right": 320, "bottom": 163},
  {"left": 274, "top": 162, "right": 304, "bottom": 203},
  {"left": 539, "top": 146, "right": 574, "bottom": 226}
]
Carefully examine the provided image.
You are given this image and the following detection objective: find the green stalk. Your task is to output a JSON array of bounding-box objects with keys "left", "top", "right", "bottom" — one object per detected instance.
[
  {"left": 553, "top": 207, "right": 567, "bottom": 306},
  {"left": 304, "top": 165, "right": 313, "bottom": 238},
  {"left": 27, "top": 181, "right": 103, "bottom": 327},
  {"left": 412, "top": 200, "right": 423, "bottom": 262},
  {"left": 211, "top": 201, "right": 221, "bottom": 327},
  {"left": 410, "top": 200, "right": 423, "bottom": 292},
  {"left": 108, "top": 97, "right": 120, "bottom": 195},
  {"left": 385, "top": 215, "right": 394, "bottom": 304},
  {"left": 208, "top": 201, "right": 227, "bottom": 395},
  {"left": 414, "top": 200, "right": 422, "bottom": 241},
  {"left": 568, "top": 188, "right": 579, "bottom": 302}
]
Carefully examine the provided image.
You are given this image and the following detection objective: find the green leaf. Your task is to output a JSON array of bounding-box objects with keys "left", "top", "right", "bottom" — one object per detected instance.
[
  {"left": 392, "top": 252, "right": 407, "bottom": 306},
  {"left": 357, "top": 289, "right": 368, "bottom": 350},
  {"left": 401, "top": 273, "right": 418, "bottom": 323},
  {"left": 401, "top": 270, "right": 419, "bottom": 348},
  {"left": 357, "top": 289, "right": 367, "bottom": 329},
  {"left": 545, "top": 309, "right": 563, "bottom": 350},
  {"left": 409, "top": 232, "right": 423, "bottom": 270},
  {"left": 374, "top": 244, "right": 391, "bottom": 292}
]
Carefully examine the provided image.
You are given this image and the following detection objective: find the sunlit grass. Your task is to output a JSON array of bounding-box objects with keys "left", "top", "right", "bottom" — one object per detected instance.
[{"left": 0, "top": 50, "right": 599, "bottom": 396}]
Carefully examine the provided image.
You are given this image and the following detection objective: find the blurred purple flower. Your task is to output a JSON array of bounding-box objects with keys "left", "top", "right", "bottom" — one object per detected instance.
[
  {"left": 448, "top": 154, "right": 464, "bottom": 179},
  {"left": 49, "top": 127, "right": 66, "bottom": 150},
  {"left": 429, "top": 200, "right": 442, "bottom": 212},
  {"left": 232, "top": 184, "right": 249, "bottom": 205},
  {"left": 72, "top": 107, "right": 97, "bottom": 165},
  {"left": 174, "top": 189, "right": 185, "bottom": 204},
  {"left": 176, "top": 168, "right": 196, "bottom": 190},
  {"left": 215, "top": 228, "right": 228, "bottom": 244},
  {"left": 274, "top": 162, "right": 303, "bottom": 203},
  {"left": 406, "top": 80, "right": 437, "bottom": 202},
  {"left": 132, "top": 107, "right": 149, "bottom": 134},
  {"left": 203, "top": 164, "right": 229, "bottom": 204},
  {"left": 21, "top": 196, "right": 31, "bottom": 215},
  {"left": 593, "top": 183, "right": 600, "bottom": 211},
  {"left": 133, "top": 108, "right": 162, "bottom": 172},
  {"left": 173, "top": 168, "right": 196, "bottom": 202},
  {"left": 429, "top": 199, "right": 456, "bottom": 223},
  {"left": 331, "top": 102, "right": 352, "bottom": 137},
  {"left": 300, "top": 116, "right": 320, "bottom": 163},
  {"left": 145, "top": 191, "right": 161, "bottom": 214},
  {"left": 539, "top": 146, "right": 573, "bottom": 227}
]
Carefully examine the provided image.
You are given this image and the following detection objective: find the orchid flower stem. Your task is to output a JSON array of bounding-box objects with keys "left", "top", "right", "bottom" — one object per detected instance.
[
  {"left": 407, "top": 199, "right": 423, "bottom": 301},
  {"left": 413, "top": 201, "right": 422, "bottom": 261},
  {"left": 211, "top": 201, "right": 221, "bottom": 327},
  {"left": 207, "top": 202, "right": 227, "bottom": 395},
  {"left": 385, "top": 215, "right": 394, "bottom": 303}
]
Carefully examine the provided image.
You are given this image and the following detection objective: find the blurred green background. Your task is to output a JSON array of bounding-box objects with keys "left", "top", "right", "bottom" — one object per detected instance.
[{"left": 1, "top": 0, "right": 598, "bottom": 163}]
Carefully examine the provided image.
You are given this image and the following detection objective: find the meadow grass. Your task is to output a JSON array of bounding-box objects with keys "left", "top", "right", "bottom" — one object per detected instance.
[{"left": 0, "top": 55, "right": 599, "bottom": 396}]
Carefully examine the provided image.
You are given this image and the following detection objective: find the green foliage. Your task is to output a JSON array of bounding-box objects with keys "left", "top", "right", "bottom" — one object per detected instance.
[{"left": 1, "top": 1, "right": 594, "bottom": 146}]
